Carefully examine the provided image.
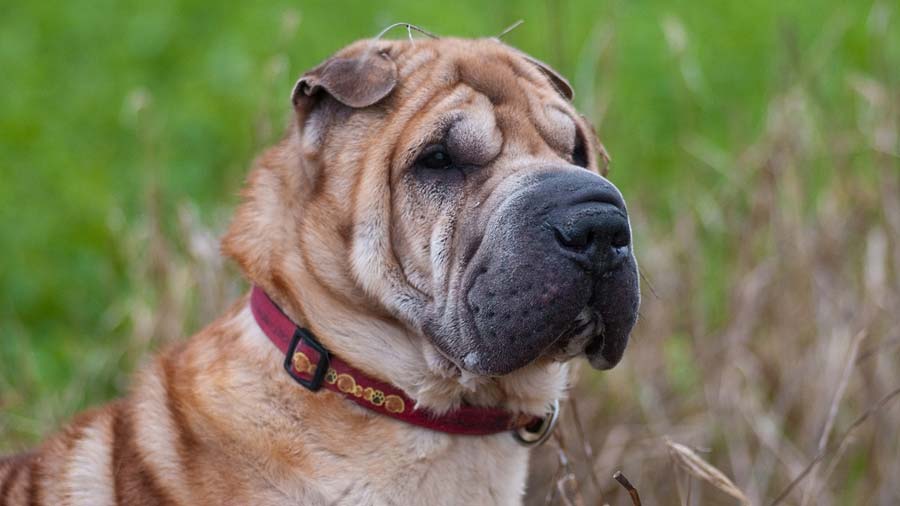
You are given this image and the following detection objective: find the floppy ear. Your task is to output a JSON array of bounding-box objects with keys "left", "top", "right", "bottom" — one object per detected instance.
[
  {"left": 581, "top": 116, "right": 611, "bottom": 176},
  {"left": 500, "top": 43, "right": 574, "bottom": 101},
  {"left": 291, "top": 47, "right": 399, "bottom": 110},
  {"left": 522, "top": 54, "right": 574, "bottom": 101}
]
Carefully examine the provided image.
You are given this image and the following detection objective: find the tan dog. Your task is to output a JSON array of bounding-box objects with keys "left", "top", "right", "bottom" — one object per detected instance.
[{"left": 0, "top": 35, "right": 639, "bottom": 505}]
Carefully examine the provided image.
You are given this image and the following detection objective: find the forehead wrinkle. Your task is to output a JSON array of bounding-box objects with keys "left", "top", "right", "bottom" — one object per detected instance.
[
  {"left": 502, "top": 54, "right": 550, "bottom": 95},
  {"left": 454, "top": 51, "right": 532, "bottom": 106},
  {"left": 538, "top": 104, "right": 577, "bottom": 155},
  {"left": 397, "top": 47, "right": 438, "bottom": 79},
  {"left": 388, "top": 82, "right": 474, "bottom": 179},
  {"left": 487, "top": 78, "right": 552, "bottom": 157},
  {"left": 446, "top": 93, "right": 502, "bottom": 167},
  {"left": 496, "top": 70, "right": 579, "bottom": 159},
  {"left": 452, "top": 56, "right": 546, "bottom": 157},
  {"left": 455, "top": 51, "right": 578, "bottom": 159},
  {"left": 386, "top": 40, "right": 582, "bottom": 169},
  {"left": 503, "top": 52, "right": 581, "bottom": 134}
]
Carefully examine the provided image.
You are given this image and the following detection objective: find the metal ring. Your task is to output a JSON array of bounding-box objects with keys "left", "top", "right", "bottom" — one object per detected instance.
[{"left": 513, "top": 399, "right": 560, "bottom": 447}]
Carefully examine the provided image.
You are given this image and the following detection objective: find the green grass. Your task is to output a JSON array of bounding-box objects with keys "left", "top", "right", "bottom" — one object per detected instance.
[{"left": 2, "top": 1, "right": 899, "bottom": 503}]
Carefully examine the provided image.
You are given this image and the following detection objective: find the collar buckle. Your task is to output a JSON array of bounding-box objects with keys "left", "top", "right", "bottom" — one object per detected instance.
[
  {"left": 283, "top": 328, "right": 331, "bottom": 392},
  {"left": 513, "top": 399, "right": 560, "bottom": 447}
]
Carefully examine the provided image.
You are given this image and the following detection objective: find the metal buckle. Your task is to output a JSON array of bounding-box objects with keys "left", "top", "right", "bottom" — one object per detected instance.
[
  {"left": 513, "top": 399, "right": 560, "bottom": 447},
  {"left": 283, "top": 328, "right": 331, "bottom": 392}
]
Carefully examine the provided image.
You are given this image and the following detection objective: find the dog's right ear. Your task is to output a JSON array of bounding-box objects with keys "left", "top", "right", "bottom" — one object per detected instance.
[{"left": 291, "top": 47, "right": 399, "bottom": 113}]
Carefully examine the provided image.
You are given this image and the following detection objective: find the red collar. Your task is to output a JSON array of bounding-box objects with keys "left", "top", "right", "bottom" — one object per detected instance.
[{"left": 250, "top": 286, "right": 548, "bottom": 437}]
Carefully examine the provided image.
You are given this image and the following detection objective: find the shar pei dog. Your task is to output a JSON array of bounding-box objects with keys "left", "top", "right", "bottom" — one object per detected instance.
[{"left": 0, "top": 31, "right": 639, "bottom": 506}]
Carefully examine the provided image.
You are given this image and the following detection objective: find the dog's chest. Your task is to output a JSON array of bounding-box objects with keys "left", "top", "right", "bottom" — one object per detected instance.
[{"left": 288, "top": 432, "right": 531, "bottom": 506}]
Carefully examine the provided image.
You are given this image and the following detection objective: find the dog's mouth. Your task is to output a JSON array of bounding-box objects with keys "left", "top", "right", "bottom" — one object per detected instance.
[
  {"left": 423, "top": 253, "right": 638, "bottom": 376},
  {"left": 550, "top": 307, "right": 604, "bottom": 362},
  {"left": 546, "top": 292, "right": 631, "bottom": 371}
]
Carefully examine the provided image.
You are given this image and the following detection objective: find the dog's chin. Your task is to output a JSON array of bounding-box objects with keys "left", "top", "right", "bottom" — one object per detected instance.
[
  {"left": 466, "top": 309, "right": 627, "bottom": 375},
  {"left": 581, "top": 312, "right": 631, "bottom": 371},
  {"left": 550, "top": 330, "right": 625, "bottom": 371},
  {"left": 548, "top": 307, "right": 602, "bottom": 361},
  {"left": 423, "top": 315, "right": 560, "bottom": 377},
  {"left": 425, "top": 309, "right": 607, "bottom": 377}
]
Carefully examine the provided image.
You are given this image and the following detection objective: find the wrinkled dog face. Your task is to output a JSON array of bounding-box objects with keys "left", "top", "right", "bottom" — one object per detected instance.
[{"left": 292, "top": 38, "right": 639, "bottom": 377}]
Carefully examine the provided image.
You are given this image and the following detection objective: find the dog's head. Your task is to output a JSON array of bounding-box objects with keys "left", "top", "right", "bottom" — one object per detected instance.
[{"left": 224, "top": 37, "right": 639, "bottom": 378}]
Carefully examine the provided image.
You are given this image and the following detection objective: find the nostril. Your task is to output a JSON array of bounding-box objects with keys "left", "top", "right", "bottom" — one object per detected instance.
[
  {"left": 553, "top": 226, "right": 590, "bottom": 250},
  {"left": 611, "top": 227, "right": 630, "bottom": 249},
  {"left": 551, "top": 207, "right": 631, "bottom": 271}
]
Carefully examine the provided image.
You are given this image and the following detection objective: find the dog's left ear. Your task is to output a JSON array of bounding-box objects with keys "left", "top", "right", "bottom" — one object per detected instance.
[
  {"left": 522, "top": 54, "right": 574, "bottom": 101},
  {"left": 291, "top": 47, "right": 398, "bottom": 110},
  {"left": 500, "top": 43, "right": 574, "bottom": 101}
]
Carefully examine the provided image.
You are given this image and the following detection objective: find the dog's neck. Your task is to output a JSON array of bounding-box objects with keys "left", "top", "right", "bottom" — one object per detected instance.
[{"left": 261, "top": 276, "right": 569, "bottom": 416}]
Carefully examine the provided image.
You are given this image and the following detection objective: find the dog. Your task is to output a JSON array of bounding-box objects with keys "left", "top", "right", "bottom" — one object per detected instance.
[{"left": 0, "top": 34, "right": 639, "bottom": 505}]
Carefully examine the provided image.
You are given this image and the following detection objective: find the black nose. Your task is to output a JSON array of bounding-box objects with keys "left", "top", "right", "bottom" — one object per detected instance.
[{"left": 550, "top": 203, "right": 631, "bottom": 272}]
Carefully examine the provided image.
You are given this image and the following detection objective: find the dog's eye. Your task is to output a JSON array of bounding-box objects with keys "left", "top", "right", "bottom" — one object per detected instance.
[{"left": 416, "top": 146, "right": 454, "bottom": 170}]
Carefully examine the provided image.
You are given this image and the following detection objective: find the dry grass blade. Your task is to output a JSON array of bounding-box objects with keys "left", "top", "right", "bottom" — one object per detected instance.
[
  {"left": 496, "top": 19, "right": 525, "bottom": 39},
  {"left": 800, "top": 330, "right": 867, "bottom": 505},
  {"left": 769, "top": 385, "right": 900, "bottom": 506},
  {"left": 665, "top": 438, "right": 750, "bottom": 505},
  {"left": 817, "top": 330, "right": 867, "bottom": 453},
  {"left": 567, "top": 398, "right": 604, "bottom": 501},
  {"left": 550, "top": 431, "right": 586, "bottom": 506},
  {"left": 374, "top": 22, "right": 439, "bottom": 40},
  {"left": 612, "top": 471, "right": 641, "bottom": 506}
]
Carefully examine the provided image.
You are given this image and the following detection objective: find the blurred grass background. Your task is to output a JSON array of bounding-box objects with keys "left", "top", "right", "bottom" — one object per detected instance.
[{"left": 1, "top": 1, "right": 899, "bottom": 504}]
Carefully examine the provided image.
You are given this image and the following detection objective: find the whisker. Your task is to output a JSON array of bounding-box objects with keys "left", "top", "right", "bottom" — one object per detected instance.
[{"left": 639, "top": 266, "right": 660, "bottom": 300}]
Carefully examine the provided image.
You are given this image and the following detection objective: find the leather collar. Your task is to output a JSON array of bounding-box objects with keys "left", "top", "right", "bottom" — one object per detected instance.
[{"left": 250, "top": 286, "right": 555, "bottom": 439}]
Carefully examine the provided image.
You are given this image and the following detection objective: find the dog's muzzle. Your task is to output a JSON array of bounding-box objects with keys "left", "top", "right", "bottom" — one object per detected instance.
[{"left": 454, "top": 168, "right": 640, "bottom": 375}]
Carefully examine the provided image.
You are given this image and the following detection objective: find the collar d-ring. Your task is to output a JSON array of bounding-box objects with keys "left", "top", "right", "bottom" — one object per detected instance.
[{"left": 513, "top": 399, "right": 560, "bottom": 447}]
